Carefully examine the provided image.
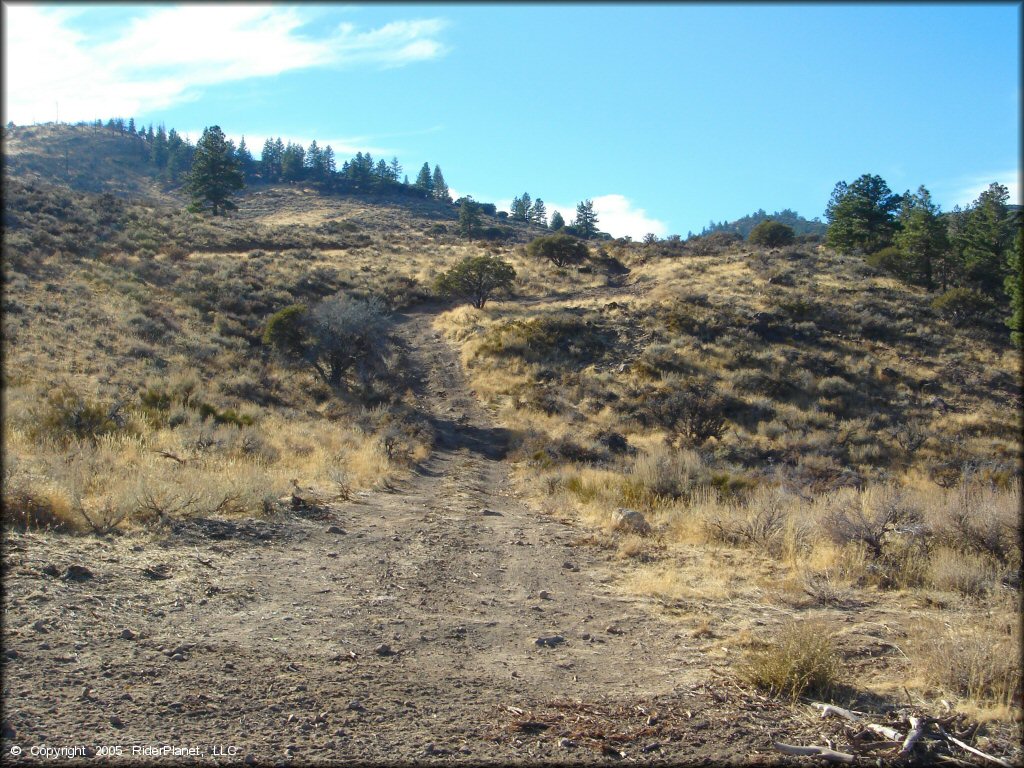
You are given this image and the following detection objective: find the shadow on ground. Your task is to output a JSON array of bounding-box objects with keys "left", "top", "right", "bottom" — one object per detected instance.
[{"left": 431, "top": 417, "right": 512, "bottom": 460}]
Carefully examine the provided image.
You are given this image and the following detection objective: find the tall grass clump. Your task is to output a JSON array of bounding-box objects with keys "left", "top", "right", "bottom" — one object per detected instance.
[
  {"left": 621, "top": 445, "right": 709, "bottom": 507},
  {"left": 739, "top": 619, "right": 840, "bottom": 700},
  {"left": 909, "top": 614, "right": 1021, "bottom": 711}
]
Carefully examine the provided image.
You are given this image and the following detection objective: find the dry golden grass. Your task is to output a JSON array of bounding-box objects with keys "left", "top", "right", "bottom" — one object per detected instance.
[
  {"left": 738, "top": 618, "right": 841, "bottom": 700},
  {"left": 3, "top": 129, "right": 1020, "bottom": 720}
]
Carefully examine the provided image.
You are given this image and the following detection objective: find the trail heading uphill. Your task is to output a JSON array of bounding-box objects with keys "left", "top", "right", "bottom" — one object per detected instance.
[{"left": 3, "top": 311, "right": 819, "bottom": 765}]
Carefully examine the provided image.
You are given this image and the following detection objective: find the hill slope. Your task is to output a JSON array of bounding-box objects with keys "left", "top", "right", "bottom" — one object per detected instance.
[{"left": 2, "top": 124, "right": 1021, "bottom": 762}]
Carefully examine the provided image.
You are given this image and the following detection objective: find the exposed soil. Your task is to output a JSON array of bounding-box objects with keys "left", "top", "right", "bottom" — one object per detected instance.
[{"left": 0, "top": 310, "right": 996, "bottom": 766}]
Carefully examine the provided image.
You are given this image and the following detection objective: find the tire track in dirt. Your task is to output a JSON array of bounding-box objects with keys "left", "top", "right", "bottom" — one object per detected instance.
[{"left": 1, "top": 308, "right": 813, "bottom": 765}]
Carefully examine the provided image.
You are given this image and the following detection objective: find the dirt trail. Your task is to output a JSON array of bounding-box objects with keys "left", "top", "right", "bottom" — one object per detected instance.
[{"left": 2, "top": 311, "right": 818, "bottom": 765}]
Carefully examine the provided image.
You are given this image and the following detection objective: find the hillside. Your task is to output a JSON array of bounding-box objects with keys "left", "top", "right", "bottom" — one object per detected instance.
[
  {"left": 700, "top": 208, "right": 828, "bottom": 239},
  {"left": 2, "top": 124, "right": 1021, "bottom": 765}
]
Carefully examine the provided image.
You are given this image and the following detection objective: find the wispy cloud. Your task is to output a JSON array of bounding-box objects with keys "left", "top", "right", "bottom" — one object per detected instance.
[
  {"left": 944, "top": 170, "right": 1022, "bottom": 208},
  {"left": 3, "top": 4, "right": 448, "bottom": 124}
]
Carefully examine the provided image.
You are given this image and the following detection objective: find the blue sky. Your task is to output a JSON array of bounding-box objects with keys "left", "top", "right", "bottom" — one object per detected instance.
[{"left": 3, "top": 2, "right": 1020, "bottom": 238}]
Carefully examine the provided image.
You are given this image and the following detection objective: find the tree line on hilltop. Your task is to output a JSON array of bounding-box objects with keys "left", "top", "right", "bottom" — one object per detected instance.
[
  {"left": 79, "top": 117, "right": 608, "bottom": 237},
  {"left": 25, "top": 119, "right": 1021, "bottom": 346}
]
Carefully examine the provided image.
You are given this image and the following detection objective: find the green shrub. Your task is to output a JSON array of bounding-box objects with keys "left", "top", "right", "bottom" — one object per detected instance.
[
  {"left": 865, "top": 245, "right": 909, "bottom": 278},
  {"left": 931, "top": 287, "right": 992, "bottom": 326},
  {"left": 646, "top": 380, "right": 728, "bottom": 446},
  {"left": 32, "top": 385, "right": 126, "bottom": 444},
  {"left": 526, "top": 232, "right": 589, "bottom": 267},
  {"left": 194, "top": 401, "right": 254, "bottom": 427},
  {"left": 748, "top": 220, "right": 795, "bottom": 248},
  {"left": 434, "top": 254, "right": 515, "bottom": 309},
  {"left": 263, "top": 304, "right": 309, "bottom": 360}
]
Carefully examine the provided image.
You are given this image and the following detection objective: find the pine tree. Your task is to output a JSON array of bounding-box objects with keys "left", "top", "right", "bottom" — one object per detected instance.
[
  {"left": 824, "top": 174, "right": 900, "bottom": 254},
  {"left": 165, "top": 128, "right": 190, "bottom": 181},
  {"left": 306, "top": 140, "right": 323, "bottom": 180},
  {"left": 280, "top": 142, "right": 306, "bottom": 181},
  {"left": 389, "top": 157, "right": 402, "bottom": 183},
  {"left": 186, "top": 125, "right": 244, "bottom": 215},
  {"left": 433, "top": 165, "right": 451, "bottom": 202},
  {"left": 260, "top": 138, "right": 282, "bottom": 182},
  {"left": 958, "top": 183, "right": 1014, "bottom": 296},
  {"left": 894, "top": 186, "right": 948, "bottom": 290},
  {"left": 573, "top": 199, "right": 599, "bottom": 239},
  {"left": 530, "top": 198, "right": 547, "bottom": 226},
  {"left": 550, "top": 210, "right": 565, "bottom": 231},
  {"left": 236, "top": 136, "right": 256, "bottom": 178},
  {"left": 150, "top": 124, "right": 169, "bottom": 168},
  {"left": 510, "top": 193, "right": 531, "bottom": 221},
  {"left": 415, "top": 163, "right": 433, "bottom": 196},
  {"left": 457, "top": 197, "right": 482, "bottom": 237}
]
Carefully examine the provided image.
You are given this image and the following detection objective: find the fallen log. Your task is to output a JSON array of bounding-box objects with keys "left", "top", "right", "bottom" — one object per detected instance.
[
  {"left": 772, "top": 742, "right": 855, "bottom": 763},
  {"left": 899, "top": 716, "right": 925, "bottom": 758},
  {"left": 811, "top": 702, "right": 903, "bottom": 741}
]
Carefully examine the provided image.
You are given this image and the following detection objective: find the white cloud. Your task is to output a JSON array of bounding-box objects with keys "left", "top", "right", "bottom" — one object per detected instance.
[
  {"left": 947, "top": 170, "right": 1022, "bottom": 208},
  {"left": 486, "top": 194, "right": 667, "bottom": 240},
  {"left": 3, "top": 4, "right": 448, "bottom": 125},
  {"left": 588, "top": 194, "right": 668, "bottom": 239}
]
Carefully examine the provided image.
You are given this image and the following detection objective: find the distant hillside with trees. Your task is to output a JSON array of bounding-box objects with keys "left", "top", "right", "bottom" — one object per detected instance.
[{"left": 699, "top": 208, "right": 828, "bottom": 239}]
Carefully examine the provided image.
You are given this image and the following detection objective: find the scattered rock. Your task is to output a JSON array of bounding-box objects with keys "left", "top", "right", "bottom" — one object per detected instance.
[
  {"left": 612, "top": 508, "right": 651, "bottom": 536},
  {"left": 641, "top": 742, "right": 662, "bottom": 753},
  {"left": 326, "top": 525, "right": 346, "bottom": 535},
  {"left": 346, "top": 700, "right": 364, "bottom": 712},
  {"left": 142, "top": 563, "right": 173, "bottom": 580},
  {"left": 169, "top": 653, "right": 187, "bottom": 662},
  {"left": 538, "top": 590, "right": 551, "bottom": 600},
  {"left": 109, "top": 715, "right": 124, "bottom": 729},
  {"left": 119, "top": 629, "right": 137, "bottom": 641},
  {"left": 534, "top": 635, "right": 566, "bottom": 648},
  {"left": 606, "top": 625, "right": 624, "bottom": 635},
  {"left": 480, "top": 508, "right": 502, "bottom": 516},
  {"left": 559, "top": 737, "right": 575, "bottom": 749},
  {"left": 244, "top": 756, "right": 257, "bottom": 766},
  {"left": 41, "top": 564, "right": 60, "bottom": 577},
  {"left": 63, "top": 565, "right": 94, "bottom": 582},
  {"left": 374, "top": 643, "right": 394, "bottom": 656},
  {"left": 31, "top": 619, "right": 49, "bottom": 633},
  {"left": 580, "top": 632, "right": 591, "bottom": 641},
  {"left": 4, "top": 649, "right": 19, "bottom": 659},
  {"left": 562, "top": 561, "right": 577, "bottom": 570},
  {"left": 2, "top": 722, "right": 16, "bottom": 740}
]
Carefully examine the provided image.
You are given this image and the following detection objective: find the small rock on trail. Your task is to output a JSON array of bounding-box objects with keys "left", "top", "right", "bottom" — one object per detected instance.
[
  {"left": 63, "top": 564, "right": 94, "bottom": 581},
  {"left": 534, "top": 635, "right": 566, "bottom": 648}
]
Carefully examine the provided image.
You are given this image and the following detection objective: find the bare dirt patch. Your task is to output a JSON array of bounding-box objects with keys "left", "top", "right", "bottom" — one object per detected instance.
[{"left": 2, "top": 312, "right": 1019, "bottom": 766}]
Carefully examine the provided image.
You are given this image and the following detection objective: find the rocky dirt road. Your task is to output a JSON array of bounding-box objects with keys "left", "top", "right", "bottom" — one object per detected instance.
[{"left": 2, "top": 311, "right": 822, "bottom": 766}]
